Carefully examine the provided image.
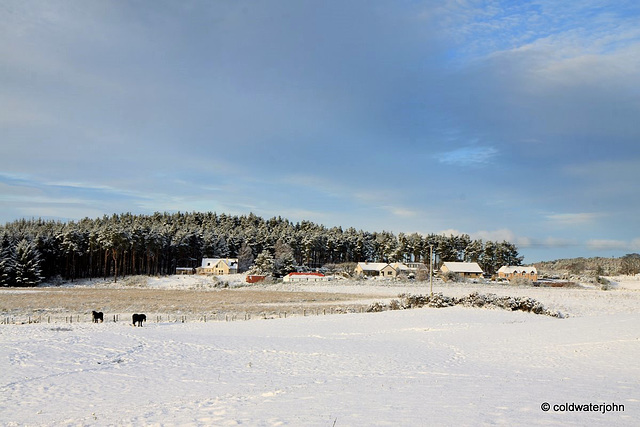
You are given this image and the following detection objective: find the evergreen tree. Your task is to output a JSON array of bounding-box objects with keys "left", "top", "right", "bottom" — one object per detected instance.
[
  {"left": 237, "top": 242, "right": 254, "bottom": 273},
  {"left": 12, "top": 239, "right": 43, "bottom": 287},
  {"left": 464, "top": 239, "right": 484, "bottom": 263},
  {"left": 0, "top": 241, "right": 14, "bottom": 287},
  {"left": 481, "top": 240, "right": 497, "bottom": 275},
  {"left": 496, "top": 241, "right": 523, "bottom": 268},
  {"left": 251, "top": 250, "right": 275, "bottom": 275},
  {"left": 273, "top": 238, "right": 296, "bottom": 277}
]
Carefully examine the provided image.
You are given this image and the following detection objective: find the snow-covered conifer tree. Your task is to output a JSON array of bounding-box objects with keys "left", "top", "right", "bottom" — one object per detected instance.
[
  {"left": 274, "top": 238, "right": 296, "bottom": 277},
  {"left": 251, "top": 250, "right": 275, "bottom": 275},
  {"left": 12, "top": 239, "right": 43, "bottom": 287},
  {"left": 0, "top": 245, "right": 15, "bottom": 287}
]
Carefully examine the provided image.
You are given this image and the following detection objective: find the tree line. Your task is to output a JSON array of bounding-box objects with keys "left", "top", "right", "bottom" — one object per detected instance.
[{"left": 0, "top": 212, "right": 523, "bottom": 286}]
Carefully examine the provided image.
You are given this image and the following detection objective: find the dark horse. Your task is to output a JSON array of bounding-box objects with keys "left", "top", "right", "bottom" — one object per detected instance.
[
  {"left": 132, "top": 313, "right": 146, "bottom": 327},
  {"left": 92, "top": 311, "right": 104, "bottom": 323}
]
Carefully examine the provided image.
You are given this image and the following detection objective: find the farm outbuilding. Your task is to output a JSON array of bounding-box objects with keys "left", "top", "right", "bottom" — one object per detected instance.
[
  {"left": 246, "top": 275, "right": 266, "bottom": 283},
  {"left": 498, "top": 266, "right": 538, "bottom": 281},
  {"left": 282, "top": 272, "right": 329, "bottom": 282},
  {"left": 354, "top": 262, "right": 397, "bottom": 277},
  {"left": 440, "top": 262, "right": 484, "bottom": 279}
]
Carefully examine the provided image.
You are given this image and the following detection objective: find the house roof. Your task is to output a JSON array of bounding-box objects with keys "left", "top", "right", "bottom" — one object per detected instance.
[
  {"left": 498, "top": 266, "right": 537, "bottom": 274},
  {"left": 390, "top": 263, "right": 411, "bottom": 271},
  {"left": 441, "top": 262, "right": 484, "bottom": 273},
  {"left": 287, "top": 272, "right": 325, "bottom": 277},
  {"left": 202, "top": 258, "right": 238, "bottom": 268},
  {"left": 357, "top": 262, "right": 394, "bottom": 271}
]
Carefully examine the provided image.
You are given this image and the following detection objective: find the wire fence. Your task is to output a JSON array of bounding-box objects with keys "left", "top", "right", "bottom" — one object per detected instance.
[{"left": 1, "top": 306, "right": 370, "bottom": 326}]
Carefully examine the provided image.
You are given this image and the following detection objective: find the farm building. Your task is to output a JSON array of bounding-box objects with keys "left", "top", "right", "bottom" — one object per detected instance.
[
  {"left": 196, "top": 258, "right": 238, "bottom": 275},
  {"left": 246, "top": 275, "right": 266, "bottom": 283},
  {"left": 282, "top": 272, "right": 329, "bottom": 282},
  {"left": 354, "top": 262, "right": 398, "bottom": 277},
  {"left": 440, "top": 262, "right": 484, "bottom": 279},
  {"left": 354, "top": 262, "right": 426, "bottom": 278},
  {"left": 498, "top": 266, "right": 538, "bottom": 281}
]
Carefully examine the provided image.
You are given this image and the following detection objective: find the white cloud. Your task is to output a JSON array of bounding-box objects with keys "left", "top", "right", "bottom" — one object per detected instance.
[
  {"left": 471, "top": 228, "right": 517, "bottom": 243},
  {"left": 545, "top": 212, "right": 603, "bottom": 226},
  {"left": 382, "top": 206, "right": 418, "bottom": 218},
  {"left": 438, "top": 228, "right": 584, "bottom": 251},
  {"left": 587, "top": 238, "right": 640, "bottom": 252},
  {"left": 538, "top": 237, "right": 579, "bottom": 248},
  {"left": 438, "top": 228, "right": 463, "bottom": 237},
  {"left": 437, "top": 146, "right": 498, "bottom": 166},
  {"left": 587, "top": 239, "right": 629, "bottom": 251}
]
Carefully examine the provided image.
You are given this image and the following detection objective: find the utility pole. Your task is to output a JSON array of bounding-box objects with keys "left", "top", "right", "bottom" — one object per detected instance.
[{"left": 429, "top": 244, "right": 433, "bottom": 297}]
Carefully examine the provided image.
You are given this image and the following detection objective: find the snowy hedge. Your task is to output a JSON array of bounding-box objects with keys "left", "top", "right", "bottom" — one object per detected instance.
[{"left": 368, "top": 292, "right": 565, "bottom": 318}]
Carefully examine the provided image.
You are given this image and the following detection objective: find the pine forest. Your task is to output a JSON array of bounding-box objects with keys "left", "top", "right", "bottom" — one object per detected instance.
[{"left": 0, "top": 212, "right": 523, "bottom": 286}]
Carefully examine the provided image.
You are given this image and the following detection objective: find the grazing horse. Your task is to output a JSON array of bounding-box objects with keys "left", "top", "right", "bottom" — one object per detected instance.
[
  {"left": 92, "top": 311, "right": 104, "bottom": 323},
  {"left": 132, "top": 313, "right": 146, "bottom": 327}
]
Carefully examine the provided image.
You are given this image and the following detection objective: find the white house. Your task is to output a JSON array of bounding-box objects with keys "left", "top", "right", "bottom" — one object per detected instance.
[
  {"left": 196, "top": 258, "right": 238, "bottom": 275},
  {"left": 282, "top": 272, "right": 329, "bottom": 282}
]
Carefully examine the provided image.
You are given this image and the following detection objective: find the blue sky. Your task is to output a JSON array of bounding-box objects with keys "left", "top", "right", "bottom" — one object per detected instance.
[{"left": 1, "top": 0, "right": 639, "bottom": 263}]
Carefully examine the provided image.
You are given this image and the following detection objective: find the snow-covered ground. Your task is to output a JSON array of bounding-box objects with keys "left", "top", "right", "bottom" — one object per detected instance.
[
  {"left": 1, "top": 276, "right": 639, "bottom": 426},
  {"left": 607, "top": 274, "right": 640, "bottom": 291}
]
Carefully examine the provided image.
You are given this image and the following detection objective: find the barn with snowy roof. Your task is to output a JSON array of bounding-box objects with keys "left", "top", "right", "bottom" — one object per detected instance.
[{"left": 440, "top": 262, "right": 484, "bottom": 279}]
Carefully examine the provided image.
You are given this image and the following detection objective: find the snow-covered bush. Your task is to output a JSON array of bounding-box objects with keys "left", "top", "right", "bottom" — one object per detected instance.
[
  {"left": 596, "top": 276, "right": 611, "bottom": 290},
  {"left": 366, "top": 302, "right": 386, "bottom": 312},
  {"left": 369, "top": 292, "right": 564, "bottom": 317}
]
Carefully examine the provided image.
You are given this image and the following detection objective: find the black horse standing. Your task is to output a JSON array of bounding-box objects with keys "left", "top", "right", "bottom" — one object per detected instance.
[
  {"left": 92, "top": 311, "right": 104, "bottom": 323},
  {"left": 132, "top": 313, "right": 146, "bottom": 327}
]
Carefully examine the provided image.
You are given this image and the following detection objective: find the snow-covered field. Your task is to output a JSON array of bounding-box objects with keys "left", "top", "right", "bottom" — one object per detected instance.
[{"left": 1, "top": 275, "right": 639, "bottom": 426}]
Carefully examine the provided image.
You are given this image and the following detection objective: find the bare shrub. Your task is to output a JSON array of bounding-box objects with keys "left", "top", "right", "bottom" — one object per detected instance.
[
  {"left": 442, "top": 271, "right": 460, "bottom": 282},
  {"left": 509, "top": 276, "right": 534, "bottom": 286}
]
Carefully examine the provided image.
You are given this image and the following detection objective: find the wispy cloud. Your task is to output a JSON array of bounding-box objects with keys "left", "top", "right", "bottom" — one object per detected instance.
[
  {"left": 586, "top": 239, "right": 640, "bottom": 251},
  {"left": 545, "top": 212, "right": 604, "bottom": 226},
  {"left": 440, "top": 228, "right": 583, "bottom": 250},
  {"left": 381, "top": 206, "right": 418, "bottom": 218},
  {"left": 437, "top": 146, "right": 498, "bottom": 166}
]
